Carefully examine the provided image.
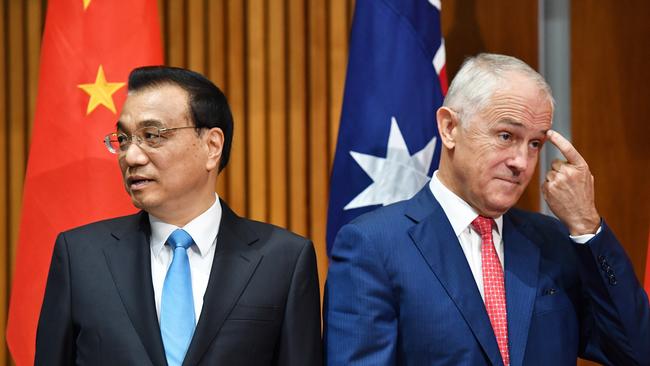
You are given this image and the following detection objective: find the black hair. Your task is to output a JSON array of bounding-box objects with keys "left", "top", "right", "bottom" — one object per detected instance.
[{"left": 127, "top": 66, "right": 233, "bottom": 172}]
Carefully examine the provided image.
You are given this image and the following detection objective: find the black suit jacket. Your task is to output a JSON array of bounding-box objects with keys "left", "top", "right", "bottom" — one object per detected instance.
[{"left": 36, "top": 201, "right": 322, "bottom": 365}]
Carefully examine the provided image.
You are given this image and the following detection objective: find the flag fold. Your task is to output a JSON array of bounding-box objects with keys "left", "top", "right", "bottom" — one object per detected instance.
[
  {"left": 327, "top": 0, "right": 447, "bottom": 253},
  {"left": 7, "top": 1, "right": 163, "bottom": 364}
]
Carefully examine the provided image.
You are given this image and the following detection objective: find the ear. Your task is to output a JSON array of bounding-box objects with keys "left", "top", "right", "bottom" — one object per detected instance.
[
  {"left": 204, "top": 127, "right": 224, "bottom": 172},
  {"left": 436, "top": 107, "right": 459, "bottom": 149}
]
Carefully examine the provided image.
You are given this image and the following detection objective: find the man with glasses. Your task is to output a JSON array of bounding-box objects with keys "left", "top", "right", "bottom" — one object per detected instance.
[{"left": 36, "top": 66, "right": 322, "bottom": 366}]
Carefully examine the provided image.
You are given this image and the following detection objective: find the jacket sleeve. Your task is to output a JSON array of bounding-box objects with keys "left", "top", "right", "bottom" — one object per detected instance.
[
  {"left": 323, "top": 223, "right": 398, "bottom": 366},
  {"left": 274, "top": 240, "right": 323, "bottom": 366},
  {"left": 576, "top": 221, "right": 650, "bottom": 365},
  {"left": 35, "top": 233, "right": 75, "bottom": 366}
]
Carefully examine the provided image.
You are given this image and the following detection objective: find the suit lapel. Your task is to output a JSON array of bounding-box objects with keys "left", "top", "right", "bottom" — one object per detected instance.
[
  {"left": 103, "top": 212, "right": 167, "bottom": 366},
  {"left": 502, "top": 212, "right": 540, "bottom": 366},
  {"left": 183, "top": 201, "right": 262, "bottom": 366},
  {"left": 407, "top": 188, "right": 504, "bottom": 366}
]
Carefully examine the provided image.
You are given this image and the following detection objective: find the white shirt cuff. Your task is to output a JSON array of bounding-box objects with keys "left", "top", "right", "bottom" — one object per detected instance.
[{"left": 570, "top": 225, "right": 602, "bottom": 244}]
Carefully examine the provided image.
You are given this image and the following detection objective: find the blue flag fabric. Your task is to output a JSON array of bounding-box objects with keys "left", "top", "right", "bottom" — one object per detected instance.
[{"left": 327, "top": 0, "right": 447, "bottom": 253}]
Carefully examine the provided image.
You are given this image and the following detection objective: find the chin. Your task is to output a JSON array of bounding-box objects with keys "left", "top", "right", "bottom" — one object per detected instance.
[
  {"left": 131, "top": 199, "right": 145, "bottom": 210},
  {"left": 480, "top": 207, "right": 508, "bottom": 218},
  {"left": 129, "top": 193, "right": 160, "bottom": 212},
  {"left": 483, "top": 196, "right": 518, "bottom": 216}
]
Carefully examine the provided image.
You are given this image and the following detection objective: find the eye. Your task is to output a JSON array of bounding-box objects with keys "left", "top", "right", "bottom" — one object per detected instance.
[
  {"left": 140, "top": 127, "right": 161, "bottom": 142},
  {"left": 498, "top": 132, "right": 512, "bottom": 142},
  {"left": 529, "top": 140, "right": 542, "bottom": 149},
  {"left": 116, "top": 134, "right": 129, "bottom": 146},
  {"left": 143, "top": 131, "right": 158, "bottom": 141}
]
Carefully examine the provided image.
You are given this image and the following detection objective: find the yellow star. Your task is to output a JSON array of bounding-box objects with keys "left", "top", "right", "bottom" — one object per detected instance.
[
  {"left": 78, "top": 65, "right": 125, "bottom": 115},
  {"left": 82, "top": 0, "right": 91, "bottom": 10}
]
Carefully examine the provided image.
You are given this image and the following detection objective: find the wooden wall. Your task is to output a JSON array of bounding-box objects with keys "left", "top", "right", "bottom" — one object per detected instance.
[
  {"left": 1, "top": 0, "right": 45, "bottom": 364},
  {"left": 155, "top": 0, "right": 356, "bottom": 308},
  {"left": 0, "top": 1, "right": 356, "bottom": 364},
  {"left": 443, "top": 1, "right": 650, "bottom": 365},
  {"left": 571, "top": 0, "right": 650, "bottom": 286},
  {"left": 0, "top": 0, "right": 647, "bottom": 365}
]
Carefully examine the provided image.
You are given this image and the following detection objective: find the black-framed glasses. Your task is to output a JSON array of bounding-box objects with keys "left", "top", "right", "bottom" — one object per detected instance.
[{"left": 103, "top": 126, "right": 198, "bottom": 154}]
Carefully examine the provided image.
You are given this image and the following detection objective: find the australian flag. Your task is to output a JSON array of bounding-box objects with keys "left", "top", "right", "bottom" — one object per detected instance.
[{"left": 326, "top": 0, "right": 448, "bottom": 253}]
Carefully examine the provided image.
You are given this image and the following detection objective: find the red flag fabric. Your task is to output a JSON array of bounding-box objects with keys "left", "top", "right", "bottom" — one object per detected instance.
[{"left": 6, "top": 1, "right": 162, "bottom": 364}]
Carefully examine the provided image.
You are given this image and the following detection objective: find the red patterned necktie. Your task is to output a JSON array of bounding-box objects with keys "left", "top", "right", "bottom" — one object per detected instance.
[{"left": 472, "top": 216, "right": 510, "bottom": 366}]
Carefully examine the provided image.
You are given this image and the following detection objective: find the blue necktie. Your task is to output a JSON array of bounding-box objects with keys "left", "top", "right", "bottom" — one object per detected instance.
[{"left": 160, "top": 229, "right": 196, "bottom": 366}]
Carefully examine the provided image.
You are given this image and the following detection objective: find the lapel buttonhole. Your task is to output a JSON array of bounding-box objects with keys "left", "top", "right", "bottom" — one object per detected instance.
[{"left": 543, "top": 288, "right": 557, "bottom": 296}]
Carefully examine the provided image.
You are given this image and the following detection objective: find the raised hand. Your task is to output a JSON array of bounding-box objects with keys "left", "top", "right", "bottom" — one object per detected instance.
[{"left": 541, "top": 130, "right": 601, "bottom": 235}]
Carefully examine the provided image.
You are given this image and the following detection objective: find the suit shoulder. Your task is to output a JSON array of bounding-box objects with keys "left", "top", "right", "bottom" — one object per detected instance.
[
  {"left": 61, "top": 212, "right": 143, "bottom": 239},
  {"left": 332, "top": 201, "right": 412, "bottom": 250},
  {"left": 239, "top": 217, "right": 311, "bottom": 250},
  {"left": 348, "top": 200, "right": 410, "bottom": 229}
]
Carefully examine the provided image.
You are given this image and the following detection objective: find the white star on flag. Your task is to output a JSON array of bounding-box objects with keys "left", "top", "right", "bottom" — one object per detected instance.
[{"left": 344, "top": 117, "right": 437, "bottom": 210}]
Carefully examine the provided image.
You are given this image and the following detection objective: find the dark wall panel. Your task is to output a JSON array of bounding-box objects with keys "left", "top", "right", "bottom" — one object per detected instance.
[{"left": 572, "top": 0, "right": 650, "bottom": 281}]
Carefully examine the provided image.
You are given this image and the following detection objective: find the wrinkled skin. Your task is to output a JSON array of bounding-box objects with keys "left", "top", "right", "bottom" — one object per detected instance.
[
  {"left": 117, "top": 84, "right": 224, "bottom": 226},
  {"left": 438, "top": 72, "right": 553, "bottom": 217},
  {"left": 437, "top": 72, "right": 599, "bottom": 234}
]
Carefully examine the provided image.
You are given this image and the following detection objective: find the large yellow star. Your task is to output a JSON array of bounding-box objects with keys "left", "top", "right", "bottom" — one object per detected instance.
[
  {"left": 83, "top": 0, "right": 91, "bottom": 10},
  {"left": 78, "top": 65, "right": 125, "bottom": 115}
]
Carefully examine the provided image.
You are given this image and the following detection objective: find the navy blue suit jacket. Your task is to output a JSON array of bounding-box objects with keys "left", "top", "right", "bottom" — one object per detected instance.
[{"left": 324, "top": 187, "right": 649, "bottom": 365}]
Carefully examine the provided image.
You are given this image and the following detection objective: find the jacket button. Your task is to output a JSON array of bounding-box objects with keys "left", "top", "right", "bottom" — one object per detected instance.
[{"left": 608, "top": 274, "right": 618, "bottom": 285}]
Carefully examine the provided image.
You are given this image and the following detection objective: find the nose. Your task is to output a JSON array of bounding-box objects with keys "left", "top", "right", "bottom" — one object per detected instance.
[
  {"left": 121, "top": 141, "right": 149, "bottom": 167},
  {"left": 506, "top": 143, "right": 529, "bottom": 174}
]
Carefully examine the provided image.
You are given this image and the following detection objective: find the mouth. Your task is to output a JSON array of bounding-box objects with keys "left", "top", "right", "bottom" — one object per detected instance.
[
  {"left": 126, "top": 176, "right": 155, "bottom": 191},
  {"left": 495, "top": 177, "right": 521, "bottom": 186}
]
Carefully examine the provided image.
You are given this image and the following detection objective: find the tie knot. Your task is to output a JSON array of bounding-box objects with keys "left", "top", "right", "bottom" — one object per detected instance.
[
  {"left": 167, "top": 229, "right": 194, "bottom": 250},
  {"left": 471, "top": 216, "right": 495, "bottom": 237}
]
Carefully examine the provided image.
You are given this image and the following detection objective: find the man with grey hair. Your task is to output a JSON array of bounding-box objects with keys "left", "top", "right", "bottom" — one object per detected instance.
[{"left": 323, "top": 53, "right": 649, "bottom": 365}]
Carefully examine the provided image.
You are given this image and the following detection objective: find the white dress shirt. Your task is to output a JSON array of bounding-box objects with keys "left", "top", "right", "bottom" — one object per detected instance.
[
  {"left": 428, "top": 171, "right": 599, "bottom": 301},
  {"left": 149, "top": 194, "right": 221, "bottom": 324},
  {"left": 428, "top": 171, "right": 504, "bottom": 301}
]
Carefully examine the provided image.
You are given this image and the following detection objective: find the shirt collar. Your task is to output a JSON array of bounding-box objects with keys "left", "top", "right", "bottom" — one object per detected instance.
[
  {"left": 149, "top": 193, "right": 222, "bottom": 258},
  {"left": 428, "top": 171, "right": 503, "bottom": 237}
]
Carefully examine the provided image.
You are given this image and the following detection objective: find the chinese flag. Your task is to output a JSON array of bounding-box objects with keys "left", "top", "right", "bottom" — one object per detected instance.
[{"left": 6, "top": 0, "right": 163, "bottom": 364}]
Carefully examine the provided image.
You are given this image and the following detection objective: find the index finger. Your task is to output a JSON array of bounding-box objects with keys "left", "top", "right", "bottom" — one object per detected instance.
[{"left": 546, "top": 130, "right": 587, "bottom": 166}]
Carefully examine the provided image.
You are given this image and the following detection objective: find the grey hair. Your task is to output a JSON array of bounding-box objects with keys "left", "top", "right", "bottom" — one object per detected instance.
[{"left": 443, "top": 53, "right": 555, "bottom": 126}]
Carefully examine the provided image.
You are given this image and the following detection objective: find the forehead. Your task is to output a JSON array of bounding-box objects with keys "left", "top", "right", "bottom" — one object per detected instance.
[
  {"left": 477, "top": 75, "right": 553, "bottom": 130},
  {"left": 118, "top": 84, "right": 190, "bottom": 129}
]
